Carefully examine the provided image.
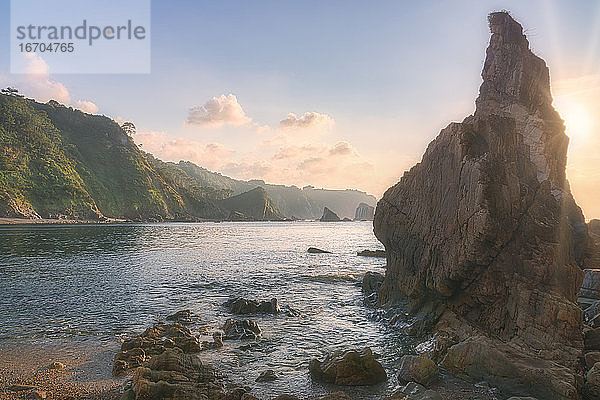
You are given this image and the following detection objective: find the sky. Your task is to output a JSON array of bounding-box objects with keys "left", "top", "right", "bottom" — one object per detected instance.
[{"left": 0, "top": 0, "right": 599, "bottom": 219}]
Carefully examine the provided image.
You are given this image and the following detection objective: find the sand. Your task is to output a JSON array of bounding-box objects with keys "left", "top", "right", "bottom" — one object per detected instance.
[{"left": 0, "top": 340, "right": 126, "bottom": 400}]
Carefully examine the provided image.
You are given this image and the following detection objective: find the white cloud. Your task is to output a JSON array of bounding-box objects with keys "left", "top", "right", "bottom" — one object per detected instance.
[
  {"left": 279, "top": 111, "right": 334, "bottom": 131},
  {"left": 17, "top": 53, "right": 71, "bottom": 104},
  {"left": 187, "top": 94, "right": 251, "bottom": 128},
  {"left": 1, "top": 54, "right": 100, "bottom": 114},
  {"left": 133, "top": 130, "right": 232, "bottom": 171},
  {"left": 74, "top": 100, "right": 99, "bottom": 114}
]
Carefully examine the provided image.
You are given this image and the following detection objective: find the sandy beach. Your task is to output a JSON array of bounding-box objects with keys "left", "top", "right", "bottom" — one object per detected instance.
[{"left": 0, "top": 340, "right": 125, "bottom": 400}]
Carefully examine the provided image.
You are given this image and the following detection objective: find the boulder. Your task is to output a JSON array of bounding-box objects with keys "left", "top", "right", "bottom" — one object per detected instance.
[
  {"left": 48, "top": 361, "right": 65, "bottom": 370},
  {"left": 309, "top": 347, "right": 387, "bottom": 386},
  {"left": 222, "top": 319, "right": 262, "bottom": 340},
  {"left": 224, "top": 297, "right": 279, "bottom": 314},
  {"left": 166, "top": 309, "right": 194, "bottom": 325},
  {"left": 308, "top": 247, "right": 331, "bottom": 254},
  {"left": 355, "top": 202, "right": 375, "bottom": 221},
  {"left": 318, "top": 393, "right": 353, "bottom": 400},
  {"left": 397, "top": 355, "right": 439, "bottom": 386},
  {"left": 320, "top": 207, "right": 341, "bottom": 222},
  {"left": 255, "top": 369, "right": 278, "bottom": 382},
  {"left": 583, "top": 362, "right": 600, "bottom": 399},
  {"left": 581, "top": 269, "right": 600, "bottom": 300},
  {"left": 373, "top": 12, "right": 586, "bottom": 400},
  {"left": 357, "top": 249, "right": 386, "bottom": 258},
  {"left": 113, "top": 322, "right": 204, "bottom": 375},
  {"left": 383, "top": 382, "right": 442, "bottom": 400},
  {"left": 122, "top": 347, "right": 251, "bottom": 400}
]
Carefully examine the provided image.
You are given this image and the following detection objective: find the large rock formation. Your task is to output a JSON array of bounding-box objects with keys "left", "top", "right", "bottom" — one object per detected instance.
[
  {"left": 218, "top": 187, "right": 285, "bottom": 221},
  {"left": 320, "top": 207, "right": 341, "bottom": 222},
  {"left": 374, "top": 12, "right": 589, "bottom": 400},
  {"left": 355, "top": 202, "right": 375, "bottom": 221}
]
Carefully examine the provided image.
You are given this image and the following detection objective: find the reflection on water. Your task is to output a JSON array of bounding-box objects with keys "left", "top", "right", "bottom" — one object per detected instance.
[{"left": 0, "top": 221, "right": 411, "bottom": 399}]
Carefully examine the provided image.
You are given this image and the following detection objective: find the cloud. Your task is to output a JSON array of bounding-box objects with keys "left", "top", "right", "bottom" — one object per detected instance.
[
  {"left": 133, "top": 130, "right": 232, "bottom": 171},
  {"left": 16, "top": 53, "right": 71, "bottom": 104},
  {"left": 74, "top": 100, "right": 99, "bottom": 114},
  {"left": 279, "top": 112, "right": 334, "bottom": 131},
  {"left": 187, "top": 94, "right": 251, "bottom": 128},
  {"left": 1, "top": 54, "right": 101, "bottom": 114}
]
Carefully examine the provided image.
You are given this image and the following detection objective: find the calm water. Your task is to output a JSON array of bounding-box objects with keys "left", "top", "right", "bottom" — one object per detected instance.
[{"left": 0, "top": 221, "right": 413, "bottom": 399}]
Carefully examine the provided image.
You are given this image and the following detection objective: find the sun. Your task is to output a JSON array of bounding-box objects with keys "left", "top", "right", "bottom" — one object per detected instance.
[{"left": 556, "top": 99, "right": 593, "bottom": 146}]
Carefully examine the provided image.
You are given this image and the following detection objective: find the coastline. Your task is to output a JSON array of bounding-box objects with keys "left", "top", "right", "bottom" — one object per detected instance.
[
  {"left": 0, "top": 218, "right": 128, "bottom": 225},
  {"left": 0, "top": 339, "right": 124, "bottom": 399}
]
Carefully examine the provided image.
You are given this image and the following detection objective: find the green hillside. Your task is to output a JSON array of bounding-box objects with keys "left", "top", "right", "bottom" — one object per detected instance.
[
  {"left": 0, "top": 92, "right": 376, "bottom": 222},
  {"left": 0, "top": 93, "right": 221, "bottom": 221}
]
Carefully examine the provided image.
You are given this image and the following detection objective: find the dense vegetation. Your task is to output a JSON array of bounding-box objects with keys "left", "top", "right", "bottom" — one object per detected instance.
[{"left": 0, "top": 93, "right": 376, "bottom": 221}]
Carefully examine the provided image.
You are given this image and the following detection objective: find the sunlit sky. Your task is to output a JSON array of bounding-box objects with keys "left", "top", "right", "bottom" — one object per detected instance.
[{"left": 0, "top": 0, "right": 599, "bottom": 219}]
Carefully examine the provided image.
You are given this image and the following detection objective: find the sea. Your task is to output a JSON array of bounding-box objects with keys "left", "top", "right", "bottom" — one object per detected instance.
[{"left": 0, "top": 221, "right": 418, "bottom": 399}]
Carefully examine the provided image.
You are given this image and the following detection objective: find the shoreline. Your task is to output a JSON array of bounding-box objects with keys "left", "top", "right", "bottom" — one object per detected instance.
[{"left": 0, "top": 339, "right": 124, "bottom": 399}]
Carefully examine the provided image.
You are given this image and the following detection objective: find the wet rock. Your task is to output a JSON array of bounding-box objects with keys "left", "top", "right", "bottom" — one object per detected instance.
[
  {"left": 114, "top": 322, "right": 203, "bottom": 375},
  {"left": 586, "top": 352, "right": 600, "bottom": 370},
  {"left": 506, "top": 398, "right": 538, "bottom": 400},
  {"left": 397, "top": 355, "right": 439, "bottom": 386},
  {"left": 308, "top": 247, "right": 331, "bottom": 254},
  {"left": 255, "top": 369, "right": 278, "bottom": 382},
  {"left": 222, "top": 319, "right": 262, "bottom": 340},
  {"left": 123, "top": 347, "right": 250, "bottom": 400},
  {"left": 273, "top": 395, "right": 300, "bottom": 400},
  {"left": 373, "top": 12, "right": 586, "bottom": 400},
  {"left": 27, "top": 391, "right": 47, "bottom": 400},
  {"left": 384, "top": 382, "right": 442, "bottom": 400},
  {"left": 320, "top": 207, "right": 341, "bottom": 222},
  {"left": 166, "top": 309, "right": 194, "bottom": 325},
  {"left": 318, "top": 393, "right": 353, "bottom": 400},
  {"left": 581, "top": 269, "right": 600, "bottom": 300},
  {"left": 362, "top": 271, "right": 384, "bottom": 296},
  {"left": 584, "top": 300, "right": 600, "bottom": 325},
  {"left": 48, "top": 361, "right": 65, "bottom": 370},
  {"left": 309, "top": 347, "right": 387, "bottom": 386},
  {"left": 357, "top": 250, "right": 386, "bottom": 258},
  {"left": 224, "top": 297, "right": 280, "bottom": 314},
  {"left": 583, "top": 362, "right": 600, "bottom": 399}
]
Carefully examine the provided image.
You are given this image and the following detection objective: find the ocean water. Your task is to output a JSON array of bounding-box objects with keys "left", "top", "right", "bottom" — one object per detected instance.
[{"left": 0, "top": 221, "right": 414, "bottom": 399}]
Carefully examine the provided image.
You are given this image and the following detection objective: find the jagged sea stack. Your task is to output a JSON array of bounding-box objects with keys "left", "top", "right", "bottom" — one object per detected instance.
[{"left": 374, "top": 12, "right": 589, "bottom": 400}]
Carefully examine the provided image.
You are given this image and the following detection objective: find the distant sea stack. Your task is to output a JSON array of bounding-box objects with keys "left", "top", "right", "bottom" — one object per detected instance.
[
  {"left": 374, "top": 12, "right": 589, "bottom": 399},
  {"left": 320, "top": 207, "right": 341, "bottom": 222},
  {"left": 218, "top": 187, "right": 284, "bottom": 221},
  {"left": 354, "top": 202, "right": 375, "bottom": 221}
]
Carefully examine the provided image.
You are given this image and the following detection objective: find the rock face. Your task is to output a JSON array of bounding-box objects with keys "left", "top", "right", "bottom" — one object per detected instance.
[
  {"left": 355, "top": 202, "right": 375, "bottom": 221},
  {"left": 374, "top": 12, "right": 588, "bottom": 400},
  {"left": 320, "top": 207, "right": 341, "bottom": 222},
  {"left": 309, "top": 347, "right": 387, "bottom": 386}
]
